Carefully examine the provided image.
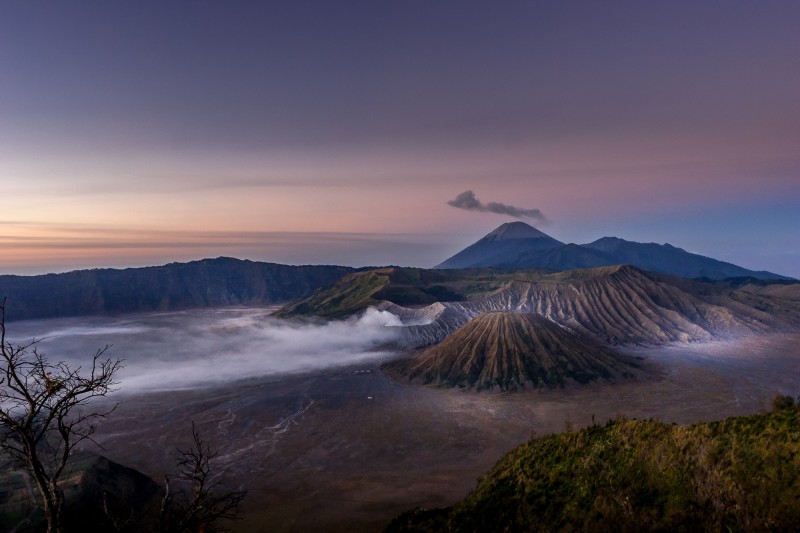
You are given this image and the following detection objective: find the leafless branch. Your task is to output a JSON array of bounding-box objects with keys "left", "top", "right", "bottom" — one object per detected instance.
[
  {"left": 0, "top": 299, "right": 124, "bottom": 533},
  {"left": 161, "top": 422, "right": 247, "bottom": 532}
]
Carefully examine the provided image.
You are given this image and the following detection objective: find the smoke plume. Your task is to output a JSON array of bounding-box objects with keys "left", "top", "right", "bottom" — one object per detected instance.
[{"left": 447, "top": 190, "right": 547, "bottom": 221}]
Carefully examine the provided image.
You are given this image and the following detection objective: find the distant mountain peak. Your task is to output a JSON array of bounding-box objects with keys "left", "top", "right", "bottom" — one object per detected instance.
[
  {"left": 435, "top": 222, "right": 564, "bottom": 269},
  {"left": 436, "top": 224, "right": 791, "bottom": 280},
  {"left": 484, "top": 221, "right": 554, "bottom": 241}
]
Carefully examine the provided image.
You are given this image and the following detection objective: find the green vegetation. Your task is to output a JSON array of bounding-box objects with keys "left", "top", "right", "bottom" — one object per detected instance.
[
  {"left": 388, "top": 402, "right": 800, "bottom": 532},
  {"left": 275, "top": 270, "right": 392, "bottom": 319}
]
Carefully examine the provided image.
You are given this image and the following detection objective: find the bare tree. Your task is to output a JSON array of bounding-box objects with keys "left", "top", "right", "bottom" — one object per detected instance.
[
  {"left": 0, "top": 298, "right": 123, "bottom": 533},
  {"left": 159, "top": 422, "right": 247, "bottom": 533}
]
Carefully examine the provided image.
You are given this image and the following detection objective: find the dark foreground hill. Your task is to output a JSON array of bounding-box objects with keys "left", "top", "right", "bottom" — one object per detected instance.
[
  {"left": 0, "top": 257, "right": 354, "bottom": 321},
  {"left": 385, "top": 312, "right": 640, "bottom": 391},
  {"left": 0, "top": 452, "right": 160, "bottom": 532},
  {"left": 436, "top": 222, "right": 791, "bottom": 281},
  {"left": 388, "top": 402, "right": 800, "bottom": 532}
]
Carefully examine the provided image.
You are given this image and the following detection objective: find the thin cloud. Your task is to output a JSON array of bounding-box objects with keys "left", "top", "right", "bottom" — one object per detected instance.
[
  {"left": 447, "top": 190, "right": 548, "bottom": 221},
  {"left": 0, "top": 223, "right": 450, "bottom": 273},
  {"left": 6, "top": 307, "right": 406, "bottom": 393}
]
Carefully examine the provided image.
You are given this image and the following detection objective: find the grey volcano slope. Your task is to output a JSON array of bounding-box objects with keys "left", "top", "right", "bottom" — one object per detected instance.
[
  {"left": 384, "top": 312, "right": 640, "bottom": 391},
  {"left": 381, "top": 266, "right": 800, "bottom": 392},
  {"left": 436, "top": 222, "right": 791, "bottom": 281},
  {"left": 278, "top": 263, "right": 800, "bottom": 348},
  {"left": 388, "top": 265, "right": 800, "bottom": 348}
]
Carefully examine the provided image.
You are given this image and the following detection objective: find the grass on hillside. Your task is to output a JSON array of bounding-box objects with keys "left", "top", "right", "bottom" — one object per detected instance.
[
  {"left": 388, "top": 397, "right": 800, "bottom": 532},
  {"left": 275, "top": 270, "right": 391, "bottom": 319}
]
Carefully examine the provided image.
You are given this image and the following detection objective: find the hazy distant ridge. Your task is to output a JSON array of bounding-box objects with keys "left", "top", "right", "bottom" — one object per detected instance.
[{"left": 0, "top": 257, "right": 354, "bottom": 321}]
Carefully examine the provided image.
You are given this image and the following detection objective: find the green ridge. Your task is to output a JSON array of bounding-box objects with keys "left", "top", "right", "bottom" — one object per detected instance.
[
  {"left": 275, "top": 269, "right": 392, "bottom": 319},
  {"left": 388, "top": 403, "right": 800, "bottom": 532},
  {"left": 275, "top": 267, "right": 522, "bottom": 319}
]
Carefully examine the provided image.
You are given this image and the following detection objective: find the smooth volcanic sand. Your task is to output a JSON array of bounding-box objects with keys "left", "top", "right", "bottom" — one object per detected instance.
[{"left": 89, "top": 333, "right": 800, "bottom": 532}]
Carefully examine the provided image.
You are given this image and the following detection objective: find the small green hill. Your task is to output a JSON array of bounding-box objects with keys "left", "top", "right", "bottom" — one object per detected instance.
[
  {"left": 274, "top": 269, "right": 393, "bottom": 319},
  {"left": 388, "top": 402, "right": 800, "bottom": 532},
  {"left": 274, "top": 267, "right": 531, "bottom": 319}
]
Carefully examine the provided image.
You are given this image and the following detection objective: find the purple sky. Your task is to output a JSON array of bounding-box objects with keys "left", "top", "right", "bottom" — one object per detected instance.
[{"left": 1, "top": 1, "right": 799, "bottom": 277}]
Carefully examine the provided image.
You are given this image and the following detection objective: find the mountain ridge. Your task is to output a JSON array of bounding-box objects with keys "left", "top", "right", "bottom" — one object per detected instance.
[
  {"left": 395, "top": 264, "right": 800, "bottom": 348},
  {"left": 278, "top": 264, "right": 800, "bottom": 348},
  {"left": 436, "top": 222, "right": 791, "bottom": 281},
  {"left": 0, "top": 257, "right": 355, "bottom": 321}
]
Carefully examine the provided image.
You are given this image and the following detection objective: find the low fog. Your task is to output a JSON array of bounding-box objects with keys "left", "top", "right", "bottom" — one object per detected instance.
[{"left": 5, "top": 307, "right": 405, "bottom": 393}]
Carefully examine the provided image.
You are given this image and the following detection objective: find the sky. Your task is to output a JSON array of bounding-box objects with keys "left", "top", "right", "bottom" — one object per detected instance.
[{"left": 1, "top": 1, "right": 799, "bottom": 277}]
